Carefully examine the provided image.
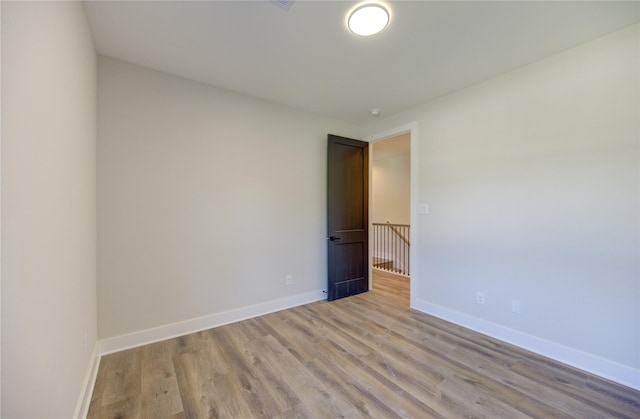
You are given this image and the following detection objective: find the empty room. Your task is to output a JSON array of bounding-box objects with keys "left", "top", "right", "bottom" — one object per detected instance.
[{"left": 1, "top": 1, "right": 639, "bottom": 418}]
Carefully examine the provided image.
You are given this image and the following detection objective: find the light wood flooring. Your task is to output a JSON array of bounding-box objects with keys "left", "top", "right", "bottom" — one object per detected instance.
[
  {"left": 88, "top": 291, "right": 639, "bottom": 418},
  {"left": 372, "top": 268, "right": 410, "bottom": 307}
]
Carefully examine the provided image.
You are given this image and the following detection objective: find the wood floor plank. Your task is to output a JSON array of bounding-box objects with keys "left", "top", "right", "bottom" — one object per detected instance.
[
  {"left": 173, "top": 349, "right": 224, "bottom": 418},
  {"left": 93, "top": 396, "right": 142, "bottom": 419},
  {"left": 445, "top": 347, "right": 581, "bottom": 418},
  {"left": 251, "top": 334, "right": 364, "bottom": 418},
  {"left": 241, "top": 336, "right": 302, "bottom": 414},
  {"left": 211, "top": 327, "right": 284, "bottom": 417},
  {"left": 511, "top": 358, "right": 640, "bottom": 418},
  {"left": 256, "top": 313, "right": 404, "bottom": 418},
  {"left": 315, "top": 306, "right": 466, "bottom": 418},
  {"left": 212, "top": 372, "right": 263, "bottom": 418},
  {"left": 272, "top": 402, "right": 316, "bottom": 419},
  {"left": 99, "top": 349, "right": 142, "bottom": 407},
  {"left": 339, "top": 297, "right": 592, "bottom": 418},
  {"left": 437, "top": 375, "right": 530, "bottom": 419},
  {"left": 265, "top": 308, "right": 412, "bottom": 418},
  {"left": 301, "top": 305, "right": 447, "bottom": 417},
  {"left": 140, "top": 341, "right": 183, "bottom": 419},
  {"left": 372, "top": 268, "right": 410, "bottom": 307},
  {"left": 88, "top": 291, "right": 640, "bottom": 419}
]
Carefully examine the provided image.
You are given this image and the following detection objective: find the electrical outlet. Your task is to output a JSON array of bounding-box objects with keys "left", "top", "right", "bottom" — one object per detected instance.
[
  {"left": 512, "top": 300, "right": 521, "bottom": 314},
  {"left": 285, "top": 275, "right": 293, "bottom": 286},
  {"left": 476, "top": 292, "right": 485, "bottom": 305}
]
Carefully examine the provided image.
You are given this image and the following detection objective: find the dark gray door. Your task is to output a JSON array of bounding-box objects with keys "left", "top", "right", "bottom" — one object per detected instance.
[{"left": 327, "top": 134, "right": 369, "bottom": 301}]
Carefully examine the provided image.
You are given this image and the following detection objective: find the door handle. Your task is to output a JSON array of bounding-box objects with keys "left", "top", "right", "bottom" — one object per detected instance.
[{"left": 328, "top": 236, "right": 341, "bottom": 241}]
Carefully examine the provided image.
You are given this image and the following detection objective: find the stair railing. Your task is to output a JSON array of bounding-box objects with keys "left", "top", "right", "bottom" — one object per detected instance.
[{"left": 372, "top": 222, "right": 410, "bottom": 276}]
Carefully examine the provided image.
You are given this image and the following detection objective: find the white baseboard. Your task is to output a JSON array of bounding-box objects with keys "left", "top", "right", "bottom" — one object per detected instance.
[
  {"left": 73, "top": 343, "right": 101, "bottom": 419},
  {"left": 411, "top": 298, "right": 640, "bottom": 391},
  {"left": 100, "top": 289, "right": 326, "bottom": 355}
]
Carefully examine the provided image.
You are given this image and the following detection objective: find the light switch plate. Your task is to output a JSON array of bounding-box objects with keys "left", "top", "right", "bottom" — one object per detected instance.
[{"left": 418, "top": 203, "right": 428, "bottom": 214}]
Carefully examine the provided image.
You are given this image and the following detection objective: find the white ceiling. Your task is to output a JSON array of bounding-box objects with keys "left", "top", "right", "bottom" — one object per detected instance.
[{"left": 84, "top": 1, "right": 640, "bottom": 124}]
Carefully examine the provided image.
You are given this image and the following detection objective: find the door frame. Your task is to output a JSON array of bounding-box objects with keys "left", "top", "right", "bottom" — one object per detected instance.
[{"left": 365, "top": 122, "right": 419, "bottom": 308}]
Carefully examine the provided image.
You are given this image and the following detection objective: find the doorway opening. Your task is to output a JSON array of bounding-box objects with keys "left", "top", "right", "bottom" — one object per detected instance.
[{"left": 370, "top": 133, "right": 411, "bottom": 306}]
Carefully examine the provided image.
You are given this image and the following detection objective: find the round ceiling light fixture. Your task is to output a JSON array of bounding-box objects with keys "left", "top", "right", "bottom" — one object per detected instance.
[{"left": 348, "top": 3, "right": 390, "bottom": 36}]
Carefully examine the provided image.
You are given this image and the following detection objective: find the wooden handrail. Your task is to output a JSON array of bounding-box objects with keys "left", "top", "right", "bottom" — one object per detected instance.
[
  {"left": 372, "top": 221, "right": 410, "bottom": 247},
  {"left": 389, "top": 222, "right": 410, "bottom": 247},
  {"left": 371, "top": 222, "right": 410, "bottom": 227}
]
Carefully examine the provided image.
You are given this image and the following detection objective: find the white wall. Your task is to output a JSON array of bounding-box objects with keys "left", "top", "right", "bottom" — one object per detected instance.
[
  {"left": 372, "top": 142, "right": 411, "bottom": 224},
  {"left": 97, "top": 57, "right": 359, "bottom": 340},
  {"left": 1, "top": 2, "right": 98, "bottom": 418},
  {"left": 363, "top": 24, "right": 639, "bottom": 385}
]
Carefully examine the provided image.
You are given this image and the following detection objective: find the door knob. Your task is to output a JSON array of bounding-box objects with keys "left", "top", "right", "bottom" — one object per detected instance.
[{"left": 328, "top": 236, "right": 341, "bottom": 241}]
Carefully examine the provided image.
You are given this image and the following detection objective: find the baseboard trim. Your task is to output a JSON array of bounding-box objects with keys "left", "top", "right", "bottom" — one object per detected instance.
[
  {"left": 412, "top": 298, "right": 640, "bottom": 391},
  {"left": 100, "top": 290, "right": 326, "bottom": 355},
  {"left": 73, "top": 343, "right": 101, "bottom": 419}
]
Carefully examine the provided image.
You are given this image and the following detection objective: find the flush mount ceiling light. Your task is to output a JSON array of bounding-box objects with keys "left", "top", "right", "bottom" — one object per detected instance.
[{"left": 348, "top": 3, "right": 390, "bottom": 36}]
